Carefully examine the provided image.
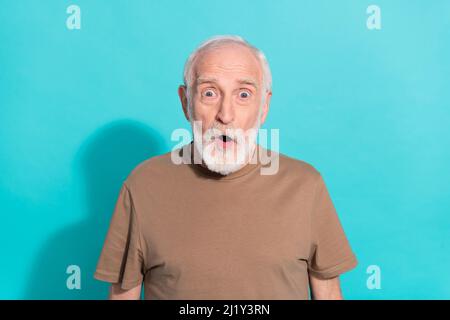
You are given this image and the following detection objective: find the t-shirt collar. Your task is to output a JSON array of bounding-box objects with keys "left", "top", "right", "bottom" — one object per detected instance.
[{"left": 182, "top": 140, "right": 263, "bottom": 181}]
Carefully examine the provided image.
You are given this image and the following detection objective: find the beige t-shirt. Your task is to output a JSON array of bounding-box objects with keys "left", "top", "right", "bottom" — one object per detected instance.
[{"left": 94, "top": 142, "right": 357, "bottom": 299}]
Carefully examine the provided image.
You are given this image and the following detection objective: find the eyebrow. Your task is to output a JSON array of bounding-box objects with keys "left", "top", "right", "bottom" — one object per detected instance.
[
  {"left": 195, "top": 76, "right": 259, "bottom": 89},
  {"left": 237, "top": 78, "right": 259, "bottom": 89}
]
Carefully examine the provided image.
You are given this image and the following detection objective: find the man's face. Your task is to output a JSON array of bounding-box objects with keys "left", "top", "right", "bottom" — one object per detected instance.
[{"left": 179, "top": 44, "right": 271, "bottom": 175}]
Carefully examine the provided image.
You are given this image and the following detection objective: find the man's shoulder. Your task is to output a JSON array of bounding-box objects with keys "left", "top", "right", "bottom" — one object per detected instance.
[
  {"left": 262, "top": 146, "right": 322, "bottom": 182},
  {"left": 256, "top": 148, "right": 321, "bottom": 188},
  {"left": 123, "top": 148, "right": 180, "bottom": 188}
]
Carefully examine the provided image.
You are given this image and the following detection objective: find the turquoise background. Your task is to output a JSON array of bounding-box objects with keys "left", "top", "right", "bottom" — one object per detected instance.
[{"left": 1, "top": 0, "right": 449, "bottom": 299}]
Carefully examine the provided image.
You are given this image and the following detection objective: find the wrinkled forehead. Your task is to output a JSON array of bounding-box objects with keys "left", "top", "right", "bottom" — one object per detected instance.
[{"left": 192, "top": 44, "right": 263, "bottom": 87}]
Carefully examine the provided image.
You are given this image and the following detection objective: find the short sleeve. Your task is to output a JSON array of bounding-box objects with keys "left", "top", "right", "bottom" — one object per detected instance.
[
  {"left": 307, "top": 174, "right": 358, "bottom": 279},
  {"left": 94, "top": 182, "right": 145, "bottom": 290}
]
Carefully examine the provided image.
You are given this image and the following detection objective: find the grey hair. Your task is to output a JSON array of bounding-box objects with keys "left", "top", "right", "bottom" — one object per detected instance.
[{"left": 182, "top": 35, "right": 272, "bottom": 119}]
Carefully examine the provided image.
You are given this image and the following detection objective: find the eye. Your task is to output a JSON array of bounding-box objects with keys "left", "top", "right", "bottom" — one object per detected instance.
[
  {"left": 202, "top": 89, "right": 217, "bottom": 98},
  {"left": 239, "top": 90, "right": 251, "bottom": 99}
]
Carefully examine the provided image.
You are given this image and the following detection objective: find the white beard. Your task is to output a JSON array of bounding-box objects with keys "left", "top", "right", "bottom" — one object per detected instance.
[{"left": 191, "top": 118, "right": 260, "bottom": 176}]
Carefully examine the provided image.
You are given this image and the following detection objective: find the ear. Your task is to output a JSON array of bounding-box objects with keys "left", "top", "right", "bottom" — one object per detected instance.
[
  {"left": 259, "top": 90, "right": 272, "bottom": 125},
  {"left": 178, "top": 85, "right": 190, "bottom": 121}
]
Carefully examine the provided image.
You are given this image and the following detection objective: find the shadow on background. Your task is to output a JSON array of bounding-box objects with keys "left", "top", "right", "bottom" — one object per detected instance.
[{"left": 24, "top": 119, "right": 167, "bottom": 299}]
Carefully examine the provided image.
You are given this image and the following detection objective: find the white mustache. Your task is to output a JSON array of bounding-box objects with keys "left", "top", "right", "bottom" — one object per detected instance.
[{"left": 204, "top": 127, "right": 240, "bottom": 142}]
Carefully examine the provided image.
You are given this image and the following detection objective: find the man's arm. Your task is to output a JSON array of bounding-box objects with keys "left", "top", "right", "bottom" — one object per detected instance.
[
  {"left": 108, "top": 283, "right": 142, "bottom": 300},
  {"left": 309, "top": 274, "right": 343, "bottom": 300}
]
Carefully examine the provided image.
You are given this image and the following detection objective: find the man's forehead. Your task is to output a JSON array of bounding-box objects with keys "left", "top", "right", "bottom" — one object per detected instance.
[
  {"left": 195, "top": 75, "right": 259, "bottom": 89},
  {"left": 192, "top": 45, "right": 262, "bottom": 86}
]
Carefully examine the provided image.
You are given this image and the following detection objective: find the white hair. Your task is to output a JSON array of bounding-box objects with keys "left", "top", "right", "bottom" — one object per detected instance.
[{"left": 182, "top": 35, "right": 272, "bottom": 118}]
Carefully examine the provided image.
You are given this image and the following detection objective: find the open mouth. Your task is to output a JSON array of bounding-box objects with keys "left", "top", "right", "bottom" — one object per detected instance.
[
  {"left": 215, "top": 134, "right": 234, "bottom": 148},
  {"left": 220, "top": 134, "right": 233, "bottom": 142}
]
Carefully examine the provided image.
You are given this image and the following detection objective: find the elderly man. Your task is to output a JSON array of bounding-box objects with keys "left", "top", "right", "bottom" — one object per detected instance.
[{"left": 94, "top": 35, "right": 358, "bottom": 300}]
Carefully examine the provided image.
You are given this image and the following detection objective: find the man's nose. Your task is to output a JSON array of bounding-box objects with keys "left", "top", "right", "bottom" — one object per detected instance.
[{"left": 216, "top": 95, "right": 235, "bottom": 125}]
